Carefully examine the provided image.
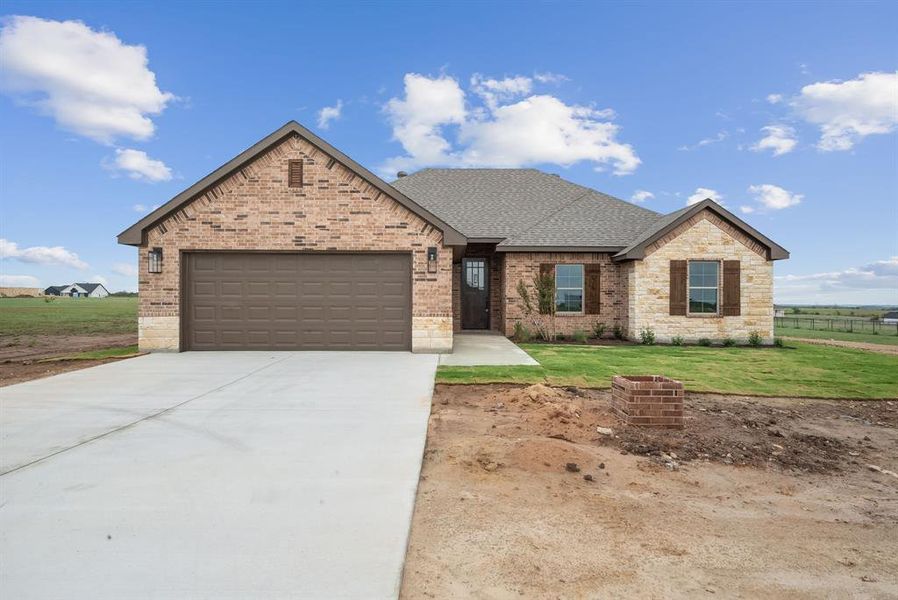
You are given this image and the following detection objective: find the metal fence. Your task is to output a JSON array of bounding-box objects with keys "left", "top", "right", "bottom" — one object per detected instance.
[{"left": 775, "top": 317, "right": 898, "bottom": 336}]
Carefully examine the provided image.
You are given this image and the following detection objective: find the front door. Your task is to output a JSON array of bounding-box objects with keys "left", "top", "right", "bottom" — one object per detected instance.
[{"left": 461, "top": 258, "right": 489, "bottom": 329}]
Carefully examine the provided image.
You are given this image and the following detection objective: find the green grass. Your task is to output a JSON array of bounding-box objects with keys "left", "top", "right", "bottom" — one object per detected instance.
[
  {"left": 0, "top": 297, "right": 138, "bottom": 337},
  {"left": 779, "top": 306, "right": 894, "bottom": 319},
  {"left": 776, "top": 326, "right": 898, "bottom": 347},
  {"left": 437, "top": 342, "right": 898, "bottom": 399},
  {"left": 43, "top": 345, "right": 141, "bottom": 361}
]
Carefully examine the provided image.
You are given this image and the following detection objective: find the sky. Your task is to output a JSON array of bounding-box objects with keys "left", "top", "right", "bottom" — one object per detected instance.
[{"left": 0, "top": 1, "right": 896, "bottom": 304}]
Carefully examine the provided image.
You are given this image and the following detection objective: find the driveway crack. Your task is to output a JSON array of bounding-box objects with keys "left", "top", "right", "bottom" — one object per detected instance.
[{"left": 0, "top": 354, "right": 294, "bottom": 477}]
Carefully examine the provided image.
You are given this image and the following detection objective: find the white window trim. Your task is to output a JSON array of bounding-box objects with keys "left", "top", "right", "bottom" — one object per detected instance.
[
  {"left": 687, "top": 259, "right": 721, "bottom": 316},
  {"left": 555, "top": 264, "right": 585, "bottom": 315}
]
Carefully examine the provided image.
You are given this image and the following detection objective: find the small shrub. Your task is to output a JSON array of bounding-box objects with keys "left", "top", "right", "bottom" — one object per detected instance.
[
  {"left": 513, "top": 322, "right": 532, "bottom": 343},
  {"left": 748, "top": 330, "right": 763, "bottom": 347},
  {"left": 774, "top": 337, "right": 785, "bottom": 348},
  {"left": 613, "top": 325, "right": 625, "bottom": 340},
  {"left": 592, "top": 322, "right": 606, "bottom": 339},
  {"left": 722, "top": 337, "right": 736, "bottom": 347},
  {"left": 639, "top": 327, "right": 656, "bottom": 345},
  {"left": 43, "top": 295, "right": 56, "bottom": 303},
  {"left": 671, "top": 335, "right": 684, "bottom": 346},
  {"left": 556, "top": 333, "right": 566, "bottom": 341},
  {"left": 572, "top": 329, "right": 588, "bottom": 343},
  {"left": 697, "top": 337, "right": 712, "bottom": 347}
]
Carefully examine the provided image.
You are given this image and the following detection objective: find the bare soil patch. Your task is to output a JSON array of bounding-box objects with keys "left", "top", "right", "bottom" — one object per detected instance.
[
  {"left": 401, "top": 384, "right": 898, "bottom": 599},
  {"left": 784, "top": 336, "right": 898, "bottom": 356},
  {"left": 0, "top": 333, "right": 138, "bottom": 387}
]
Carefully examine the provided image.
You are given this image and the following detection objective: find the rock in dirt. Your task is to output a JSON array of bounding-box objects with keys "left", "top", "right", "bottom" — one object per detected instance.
[
  {"left": 596, "top": 426, "right": 614, "bottom": 436},
  {"left": 867, "top": 464, "right": 898, "bottom": 478},
  {"left": 584, "top": 474, "right": 595, "bottom": 482},
  {"left": 565, "top": 462, "right": 581, "bottom": 473}
]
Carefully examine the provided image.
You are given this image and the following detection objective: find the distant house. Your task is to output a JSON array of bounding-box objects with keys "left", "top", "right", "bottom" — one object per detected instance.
[
  {"left": 44, "top": 283, "right": 109, "bottom": 298},
  {"left": 883, "top": 311, "right": 898, "bottom": 324}
]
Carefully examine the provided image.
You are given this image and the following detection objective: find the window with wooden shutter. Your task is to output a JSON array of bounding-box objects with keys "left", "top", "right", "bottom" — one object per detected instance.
[
  {"left": 288, "top": 160, "right": 303, "bottom": 188},
  {"left": 585, "top": 264, "right": 601, "bottom": 314},
  {"left": 722, "top": 260, "right": 741, "bottom": 316},
  {"left": 669, "top": 260, "right": 687, "bottom": 316}
]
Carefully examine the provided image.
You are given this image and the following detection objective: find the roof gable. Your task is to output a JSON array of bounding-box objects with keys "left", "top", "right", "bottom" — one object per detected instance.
[
  {"left": 117, "top": 121, "right": 465, "bottom": 246},
  {"left": 613, "top": 199, "right": 789, "bottom": 261}
]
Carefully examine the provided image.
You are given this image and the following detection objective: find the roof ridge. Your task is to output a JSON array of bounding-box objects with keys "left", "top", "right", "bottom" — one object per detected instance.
[{"left": 499, "top": 188, "right": 596, "bottom": 241}]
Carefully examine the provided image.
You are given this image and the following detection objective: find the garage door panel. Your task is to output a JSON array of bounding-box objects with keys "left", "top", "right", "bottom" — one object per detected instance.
[{"left": 185, "top": 253, "right": 411, "bottom": 350}]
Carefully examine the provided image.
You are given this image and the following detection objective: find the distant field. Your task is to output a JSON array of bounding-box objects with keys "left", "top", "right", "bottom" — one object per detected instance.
[
  {"left": 778, "top": 306, "right": 895, "bottom": 319},
  {"left": 776, "top": 326, "right": 898, "bottom": 347},
  {"left": 0, "top": 297, "right": 138, "bottom": 337}
]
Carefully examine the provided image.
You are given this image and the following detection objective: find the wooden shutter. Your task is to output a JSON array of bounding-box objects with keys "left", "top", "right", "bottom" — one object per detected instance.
[
  {"left": 722, "top": 260, "right": 741, "bottom": 316},
  {"left": 585, "top": 264, "right": 601, "bottom": 314},
  {"left": 669, "top": 260, "right": 687, "bottom": 316},
  {"left": 288, "top": 160, "right": 303, "bottom": 188},
  {"left": 539, "top": 263, "right": 554, "bottom": 279}
]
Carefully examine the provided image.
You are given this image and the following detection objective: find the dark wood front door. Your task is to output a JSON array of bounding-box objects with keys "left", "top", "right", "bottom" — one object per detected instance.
[{"left": 461, "top": 258, "right": 489, "bottom": 329}]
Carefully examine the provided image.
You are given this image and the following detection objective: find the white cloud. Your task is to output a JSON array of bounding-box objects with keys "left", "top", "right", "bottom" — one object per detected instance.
[
  {"left": 317, "top": 99, "right": 343, "bottom": 129},
  {"left": 766, "top": 93, "right": 783, "bottom": 104},
  {"left": 382, "top": 72, "right": 640, "bottom": 176},
  {"left": 108, "top": 149, "right": 172, "bottom": 182},
  {"left": 533, "top": 72, "right": 569, "bottom": 84},
  {"left": 470, "top": 74, "right": 532, "bottom": 108},
  {"left": 0, "top": 274, "right": 40, "bottom": 287},
  {"left": 112, "top": 262, "right": 138, "bottom": 277},
  {"left": 630, "top": 190, "right": 654, "bottom": 203},
  {"left": 678, "top": 131, "right": 728, "bottom": 151},
  {"left": 132, "top": 203, "right": 160, "bottom": 213},
  {"left": 739, "top": 205, "right": 755, "bottom": 214},
  {"left": 0, "top": 238, "right": 88, "bottom": 269},
  {"left": 751, "top": 124, "right": 798, "bottom": 156},
  {"left": 747, "top": 184, "right": 802, "bottom": 210},
  {"left": 775, "top": 256, "right": 898, "bottom": 304},
  {"left": 92, "top": 274, "right": 108, "bottom": 286},
  {"left": 791, "top": 71, "right": 898, "bottom": 151},
  {"left": 686, "top": 187, "right": 723, "bottom": 206},
  {"left": 0, "top": 15, "right": 174, "bottom": 143}
]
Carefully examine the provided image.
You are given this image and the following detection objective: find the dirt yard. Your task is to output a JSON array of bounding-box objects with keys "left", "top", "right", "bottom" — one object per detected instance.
[
  {"left": 401, "top": 384, "right": 898, "bottom": 599},
  {"left": 0, "top": 333, "right": 137, "bottom": 386}
]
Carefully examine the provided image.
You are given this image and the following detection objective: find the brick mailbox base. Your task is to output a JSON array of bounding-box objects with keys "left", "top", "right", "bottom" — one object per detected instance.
[{"left": 611, "top": 375, "right": 684, "bottom": 429}]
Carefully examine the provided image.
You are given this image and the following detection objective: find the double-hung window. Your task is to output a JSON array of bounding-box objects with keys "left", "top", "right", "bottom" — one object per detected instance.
[
  {"left": 688, "top": 260, "right": 719, "bottom": 314},
  {"left": 555, "top": 264, "right": 584, "bottom": 313}
]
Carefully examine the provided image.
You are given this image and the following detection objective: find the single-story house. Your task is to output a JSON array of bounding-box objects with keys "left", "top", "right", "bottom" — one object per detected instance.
[
  {"left": 118, "top": 121, "right": 788, "bottom": 353},
  {"left": 882, "top": 311, "right": 898, "bottom": 324},
  {"left": 44, "top": 283, "right": 109, "bottom": 298}
]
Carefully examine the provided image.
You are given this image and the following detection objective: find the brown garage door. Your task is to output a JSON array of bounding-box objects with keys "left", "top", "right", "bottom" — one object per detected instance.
[{"left": 183, "top": 253, "right": 411, "bottom": 350}]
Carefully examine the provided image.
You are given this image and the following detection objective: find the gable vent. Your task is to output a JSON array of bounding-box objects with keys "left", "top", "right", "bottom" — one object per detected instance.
[{"left": 288, "top": 160, "right": 303, "bottom": 188}]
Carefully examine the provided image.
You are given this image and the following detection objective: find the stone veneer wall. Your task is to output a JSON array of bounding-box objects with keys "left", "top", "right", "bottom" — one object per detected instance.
[
  {"left": 137, "top": 133, "right": 452, "bottom": 352},
  {"left": 626, "top": 209, "right": 774, "bottom": 343},
  {"left": 502, "top": 252, "right": 626, "bottom": 336}
]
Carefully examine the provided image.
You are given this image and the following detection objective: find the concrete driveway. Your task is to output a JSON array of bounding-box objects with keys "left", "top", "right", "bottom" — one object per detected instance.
[{"left": 0, "top": 351, "right": 437, "bottom": 599}]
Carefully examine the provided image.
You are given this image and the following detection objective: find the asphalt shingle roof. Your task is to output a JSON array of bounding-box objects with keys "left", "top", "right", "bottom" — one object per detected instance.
[{"left": 390, "top": 168, "right": 660, "bottom": 247}]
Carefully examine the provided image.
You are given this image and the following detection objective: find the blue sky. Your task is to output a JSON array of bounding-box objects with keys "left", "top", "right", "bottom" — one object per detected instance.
[{"left": 1, "top": 1, "right": 896, "bottom": 304}]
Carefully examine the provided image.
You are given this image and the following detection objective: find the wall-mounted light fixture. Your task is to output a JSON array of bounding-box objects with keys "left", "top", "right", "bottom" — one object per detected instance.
[
  {"left": 427, "top": 246, "right": 438, "bottom": 273},
  {"left": 148, "top": 247, "right": 163, "bottom": 273}
]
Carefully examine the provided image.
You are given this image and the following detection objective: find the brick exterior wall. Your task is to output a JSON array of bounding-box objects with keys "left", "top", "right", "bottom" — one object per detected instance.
[
  {"left": 611, "top": 375, "right": 684, "bottom": 429},
  {"left": 626, "top": 209, "right": 774, "bottom": 343},
  {"left": 501, "top": 252, "right": 626, "bottom": 336},
  {"left": 137, "top": 133, "right": 452, "bottom": 352}
]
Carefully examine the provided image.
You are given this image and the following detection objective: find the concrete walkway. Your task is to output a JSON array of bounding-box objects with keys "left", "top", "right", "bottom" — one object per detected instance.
[
  {"left": 438, "top": 333, "right": 540, "bottom": 366},
  {"left": 0, "top": 351, "right": 437, "bottom": 599}
]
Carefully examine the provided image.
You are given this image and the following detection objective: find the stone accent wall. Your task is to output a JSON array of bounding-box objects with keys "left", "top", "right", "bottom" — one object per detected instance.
[
  {"left": 626, "top": 209, "right": 774, "bottom": 343},
  {"left": 137, "top": 133, "right": 452, "bottom": 352},
  {"left": 611, "top": 375, "right": 684, "bottom": 429},
  {"left": 502, "top": 252, "right": 626, "bottom": 336}
]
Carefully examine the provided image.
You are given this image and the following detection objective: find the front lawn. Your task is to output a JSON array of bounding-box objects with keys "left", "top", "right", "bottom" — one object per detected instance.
[{"left": 436, "top": 342, "right": 898, "bottom": 399}]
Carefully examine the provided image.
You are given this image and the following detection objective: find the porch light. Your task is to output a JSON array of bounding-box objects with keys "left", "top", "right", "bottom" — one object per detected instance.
[
  {"left": 427, "top": 246, "right": 438, "bottom": 273},
  {"left": 148, "top": 247, "right": 163, "bottom": 273}
]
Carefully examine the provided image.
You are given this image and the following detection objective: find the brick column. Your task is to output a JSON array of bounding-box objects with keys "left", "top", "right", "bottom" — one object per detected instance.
[{"left": 611, "top": 375, "right": 684, "bottom": 429}]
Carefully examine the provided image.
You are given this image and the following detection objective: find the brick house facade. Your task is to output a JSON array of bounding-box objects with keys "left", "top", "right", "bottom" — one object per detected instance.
[{"left": 119, "top": 121, "right": 788, "bottom": 352}]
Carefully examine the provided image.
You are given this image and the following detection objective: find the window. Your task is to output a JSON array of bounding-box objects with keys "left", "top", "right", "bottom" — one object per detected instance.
[
  {"left": 464, "top": 259, "right": 485, "bottom": 290},
  {"left": 688, "top": 260, "right": 719, "bottom": 314},
  {"left": 555, "top": 264, "right": 584, "bottom": 313}
]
